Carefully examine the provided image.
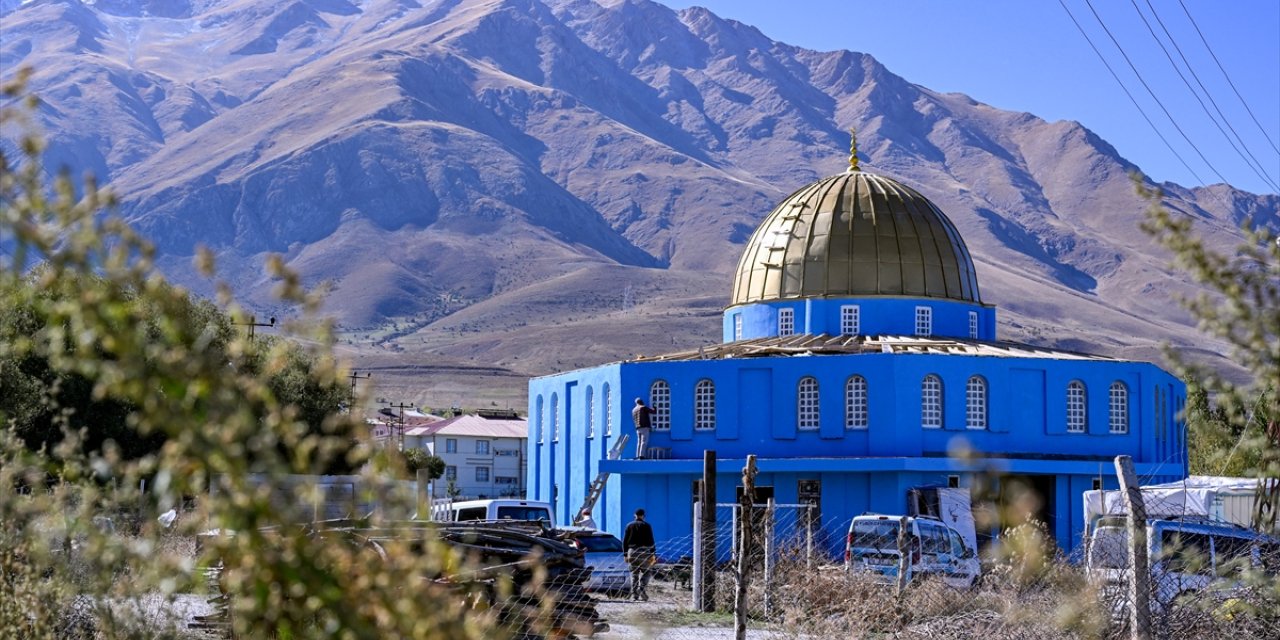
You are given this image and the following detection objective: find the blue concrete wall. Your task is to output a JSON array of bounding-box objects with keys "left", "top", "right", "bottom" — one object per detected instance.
[
  {"left": 528, "top": 364, "right": 624, "bottom": 529},
  {"left": 608, "top": 354, "right": 1183, "bottom": 466},
  {"left": 723, "top": 297, "right": 996, "bottom": 341}
]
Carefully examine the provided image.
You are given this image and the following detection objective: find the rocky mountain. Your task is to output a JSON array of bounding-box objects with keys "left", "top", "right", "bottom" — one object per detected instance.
[{"left": 2, "top": 0, "right": 1274, "bottom": 403}]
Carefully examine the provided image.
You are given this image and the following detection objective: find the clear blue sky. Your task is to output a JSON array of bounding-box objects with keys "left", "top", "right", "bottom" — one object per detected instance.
[{"left": 656, "top": 0, "right": 1280, "bottom": 195}]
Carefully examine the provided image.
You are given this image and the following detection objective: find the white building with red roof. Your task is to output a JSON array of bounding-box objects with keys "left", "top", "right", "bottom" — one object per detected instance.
[{"left": 404, "top": 410, "right": 528, "bottom": 500}]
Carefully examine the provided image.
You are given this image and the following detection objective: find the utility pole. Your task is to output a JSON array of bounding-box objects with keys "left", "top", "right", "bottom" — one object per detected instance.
[
  {"left": 234, "top": 314, "right": 276, "bottom": 339},
  {"left": 346, "top": 370, "right": 370, "bottom": 414},
  {"left": 384, "top": 401, "right": 414, "bottom": 451}
]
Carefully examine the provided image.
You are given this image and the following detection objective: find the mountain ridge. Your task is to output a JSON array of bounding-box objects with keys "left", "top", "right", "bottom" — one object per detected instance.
[{"left": 2, "top": 0, "right": 1274, "bottom": 404}]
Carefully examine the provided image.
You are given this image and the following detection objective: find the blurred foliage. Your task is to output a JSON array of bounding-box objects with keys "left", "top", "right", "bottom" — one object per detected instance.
[
  {"left": 1186, "top": 385, "right": 1272, "bottom": 478},
  {"left": 0, "top": 272, "right": 357, "bottom": 473},
  {"left": 1139, "top": 180, "right": 1279, "bottom": 530},
  {"left": 0, "top": 70, "right": 503, "bottom": 638}
]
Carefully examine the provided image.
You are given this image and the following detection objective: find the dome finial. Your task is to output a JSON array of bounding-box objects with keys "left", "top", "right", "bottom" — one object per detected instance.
[{"left": 848, "top": 127, "right": 860, "bottom": 172}]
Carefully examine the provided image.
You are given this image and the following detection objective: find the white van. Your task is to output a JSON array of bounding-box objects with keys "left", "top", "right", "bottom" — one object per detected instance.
[
  {"left": 1087, "top": 517, "right": 1279, "bottom": 609},
  {"left": 434, "top": 499, "right": 555, "bottom": 525},
  {"left": 845, "top": 514, "right": 979, "bottom": 588}
]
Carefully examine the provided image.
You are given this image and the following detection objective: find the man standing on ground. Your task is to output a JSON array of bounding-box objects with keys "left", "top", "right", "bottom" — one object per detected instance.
[
  {"left": 632, "top": 398, "right": 655, "bottom": 459},
  {"left": 623, "top": 508, "right": 656, "bottom": 601}
]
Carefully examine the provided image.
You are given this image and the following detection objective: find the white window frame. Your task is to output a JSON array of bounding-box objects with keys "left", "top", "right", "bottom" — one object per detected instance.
[
  {"left": 845, "top": 375, "right": 868, "bottom": 430},
  {"left": 586, "top": 386, "right": 595, "bottom": 439},
  {"left": 965, "top": 376, "right": 987, "bottom": 430},
  {"left": 969, "top": 311, "right": 979, "bottom": 339},
  {"left": 922, "top": 375, "right": 943, "bottom": 428},
  {"left": 475, "top": 466, "right": 490, "bottom": 482},
  {"left": 694, "top": 379, "right": 716, "bottom": 430},
  {"left": 1067, "top": 381, "right": 1087, "bottom": 433},
  {"left": 1109, "top": 381, "right": 1129, "bottom": 434},
  {"left": 551, "top": 393, "right": 560, "bottom": 442},
  {"left": 445, "top": 466, "right": 457, "bottom": 481},
  {"left": 475, "top": 439, "right": 490, "bottom": 455},
  {"left": 650, "top": 380, "right": 671, "bottom": 431},
  {"left": 734, "top": 313, "right": 743, "bottom": 340},
  {"left": 445, "top": 438, "right": 457, "bottom": 453},
  {"left": 797, "top": 377, "right": 820, "bottom": 430},
  {"left": 778, "top": 308, "right": 795, "bottom": 337},
  {"left": 841, "top": 305, "right": 861, "bottom": 336},
  {"left": 915, "top": 306, "right": 933, "bottom": 337},
  {"left": 603, "top": 383, "right": 612, "bottom": 436},
  {"left": 535, "top": 395, "right": 544, "bottom": 444}
]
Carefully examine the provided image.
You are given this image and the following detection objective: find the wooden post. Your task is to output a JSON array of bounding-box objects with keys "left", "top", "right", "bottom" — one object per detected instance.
[
  {"left": 805, "top": 505, "right": 814, "bottom": 568},
  {"left": 734, "top": 455, "right": 757, "bottom": 640},
  {"left": 692, "top": 500, "right": 703, "bottom": 609},
  {"left": 763, "top": 498, "right": 776, "bottom": 617},
  {"left": 1115, "top": 455, "right": 1152, "bottom": 640},
  {"left": 895, "top": 515, "right": 910, "bottom": 597},
  {"left": 699, "top": 450, "right": 717, "bottom": 612}
]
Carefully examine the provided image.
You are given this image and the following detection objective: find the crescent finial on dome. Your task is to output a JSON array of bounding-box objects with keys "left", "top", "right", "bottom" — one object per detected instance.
[{"left": 848, "top": 127, "right": 860, "bottom": 172}]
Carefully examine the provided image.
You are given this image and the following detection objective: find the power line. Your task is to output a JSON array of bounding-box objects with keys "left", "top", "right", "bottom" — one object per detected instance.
[
  {"left": 1129, "top": 0, "right": 1280, "bottom": 192},
  {"left": 1056, "top": 0, "right": 1209, "bottom": 187},
  {"left": 1081, "top": 0, "right": 1235, "bottom": 187},
  {"left": 1178, "top": 0, "right": 1280, "bottom": 156}
]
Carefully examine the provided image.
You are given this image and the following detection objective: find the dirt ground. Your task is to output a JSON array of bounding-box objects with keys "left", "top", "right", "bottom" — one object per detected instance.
[{"left": 593, "top": 581, "right": 794, "bottom": 640}]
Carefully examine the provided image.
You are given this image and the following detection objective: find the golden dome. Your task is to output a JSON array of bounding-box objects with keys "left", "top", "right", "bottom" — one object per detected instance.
[{"left": 731, "top": 170, "right": 981, "bottom": 306}]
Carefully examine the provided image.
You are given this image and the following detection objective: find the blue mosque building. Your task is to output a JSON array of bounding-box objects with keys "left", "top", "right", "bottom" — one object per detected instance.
[{"left": 527, "top": 150, "right": 1187, "bottom": 556}]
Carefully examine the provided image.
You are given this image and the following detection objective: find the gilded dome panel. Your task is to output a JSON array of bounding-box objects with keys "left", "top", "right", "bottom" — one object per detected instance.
[{"left": 731, "top": 171, "right": 981, "bottom": 305}]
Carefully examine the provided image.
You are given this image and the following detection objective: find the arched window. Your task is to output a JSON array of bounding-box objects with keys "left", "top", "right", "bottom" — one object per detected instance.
[
  {"left": 586, "top": 386, "right": 595, "bottom": 438},
  {"left": 535, "top": 395, "right": 544, "bottom": 443},
  {"left": 965, "top": 376, "right": 987, "bottom": 430},
  {"left": 603, "top": 383, "right": 612, "bottom": 436},
  {"left": 845, "top": 376, "right": 868, "bottom": 429},
  {"left": 694, "top": 379, "right": 716, "bottom": 430},
  {"left": 1067, "top": 381, "right": 1087, "bottom": 433},
  {"left": 1109, "top": 382, "right": 1128, "bottom": 434},
  {"left": 797, "top": 377, "right": 820, "bottom": 430},
  {"left": 650, "top": 380, "right": 671, "bottom": 431},
  {"left": 551, "top": 393, "right": 560, "bottom": 441},
  {"left": 922, "top": 375, "right": 943, "bottom": 428}
]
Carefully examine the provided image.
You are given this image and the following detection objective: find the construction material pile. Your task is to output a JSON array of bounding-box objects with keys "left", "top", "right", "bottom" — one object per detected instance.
[{"left": 192, "top": 519, "right": 607, "bottom": 639}]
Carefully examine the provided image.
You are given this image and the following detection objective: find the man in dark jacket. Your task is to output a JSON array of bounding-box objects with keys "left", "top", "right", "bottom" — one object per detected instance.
[
  {"left": 631, "top": 398, "right": 655, "bottom": 459},
  {"left": 622, "top": 508, "right": 656, "bottom": 600}
]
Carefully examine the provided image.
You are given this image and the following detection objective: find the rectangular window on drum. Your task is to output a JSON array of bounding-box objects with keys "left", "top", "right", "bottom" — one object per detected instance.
[{"left": 778, "top": 308, "right": 795, "bottom": 337}]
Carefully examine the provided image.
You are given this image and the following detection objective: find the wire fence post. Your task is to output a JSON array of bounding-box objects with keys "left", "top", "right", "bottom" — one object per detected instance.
[
  {"left": 734, "top": 455, "right": 757, "bottom": 640},
  {"left": 1115, "top": 455, "right": 1152, "bottom": 640},
  {"left": 763, "top": 497, "right": 776, "bottom": 618},
  {"left": 699, "top": 450, "right": 717, "bottom": 612},
  {"left": 895, "top": 515, "right": 910, "bottom": 597},
  {"left": 805, "top": 504, "right": 814, "bottom": 568},
  {"left": 692, "top": 499, "right": 703, "bottom": 610}
]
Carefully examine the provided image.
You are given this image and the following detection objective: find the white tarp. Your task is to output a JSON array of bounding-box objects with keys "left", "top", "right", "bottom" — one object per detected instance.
[{"left": 1082, "top": 475, "right": 1271, "bottom": 531}]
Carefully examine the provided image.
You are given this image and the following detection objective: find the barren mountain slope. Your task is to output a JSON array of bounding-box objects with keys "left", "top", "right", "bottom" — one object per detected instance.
[{"left": 3, "top": 0, "right": 1275, "bottom": 406}]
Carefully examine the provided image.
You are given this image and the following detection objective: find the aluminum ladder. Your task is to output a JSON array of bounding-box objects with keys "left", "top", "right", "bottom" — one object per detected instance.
[{"left": 573, "top": 434, "right": 630, "bottom": 527}]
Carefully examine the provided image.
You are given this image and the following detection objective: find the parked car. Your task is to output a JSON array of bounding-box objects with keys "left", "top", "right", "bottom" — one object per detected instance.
[
  {"left": 1086, "top": 516, "right": 1279, "bottom": 610},
  {"left": 557, "top": 527, "right": 631, "bottom": 594},
  {"left": 844, "top": 514, "right": 979, "bottom": 588},
  {"left": 432, "top": 499, "right": 554, "bottom": 525}
]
